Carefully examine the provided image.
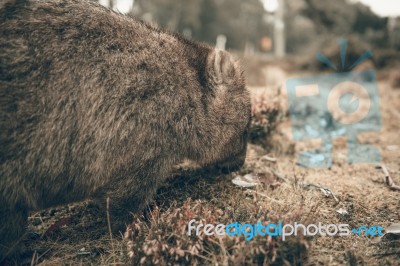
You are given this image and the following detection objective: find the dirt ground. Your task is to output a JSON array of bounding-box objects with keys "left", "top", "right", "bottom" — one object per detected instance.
[{"left": 6, "top": 61, "right": 400, "bottom": 265}]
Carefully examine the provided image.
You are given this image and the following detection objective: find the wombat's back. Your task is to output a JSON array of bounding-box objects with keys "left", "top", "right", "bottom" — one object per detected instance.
[
  {"left": 0, "top": 0, "right": 251, "bottom": 259},
  {"left": 0, "top": 0, "right": 213, "bottom": 208}
]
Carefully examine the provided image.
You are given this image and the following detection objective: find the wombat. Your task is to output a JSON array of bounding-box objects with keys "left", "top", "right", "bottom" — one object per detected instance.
[{"left": 0, "top": 0, "right": 250, "bottom": 258}]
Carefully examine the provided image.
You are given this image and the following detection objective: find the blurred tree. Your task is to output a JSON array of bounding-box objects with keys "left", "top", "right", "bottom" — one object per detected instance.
[
  {"left": 196, "top": 0, "right": 218, "bottom": 44},
  {"left": 352, "top": 2, "right": 387, "bottom": 34},
  {"left": 132, "top": 0, "right": 269, "bottom": 50},
  {"left": 213, "top": 0, "right": 268, "bottom": 50},
  {"left": 302, "top": 0, "right": 357, "bottom": 34},
  {"left": 122, "top": 0, "right": 390, "bottom": 53},
  {"left": 301, "top": 0, "right": 388, "bottom": 47},
  {"left": 133, "top": 0, "right": 203, "bottom": 34},
  {"left": 109, "top": 0, "right": 115, "bottom": 9}
]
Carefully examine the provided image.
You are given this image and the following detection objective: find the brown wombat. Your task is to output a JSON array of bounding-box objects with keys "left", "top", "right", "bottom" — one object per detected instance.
[{"left": 0, "top": 0, "right": 250, "bottom": 258}]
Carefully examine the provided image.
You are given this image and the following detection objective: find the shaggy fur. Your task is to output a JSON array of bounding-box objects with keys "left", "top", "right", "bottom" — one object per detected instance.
[{"left": 0, "top": 0, "right": 251, "bottom": 258}]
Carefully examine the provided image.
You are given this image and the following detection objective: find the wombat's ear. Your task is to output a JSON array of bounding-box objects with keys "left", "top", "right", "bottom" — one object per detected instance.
[{"left": 207, "top": 49, "right": 237, "bottom": 85}]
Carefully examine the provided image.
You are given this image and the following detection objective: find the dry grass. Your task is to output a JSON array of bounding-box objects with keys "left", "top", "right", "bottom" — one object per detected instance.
[
  {"left": 9, "top": 65, "right": 399, "bottom": 266},
  {"left": 124, "top": 187, "right": 310, "bottom": 265}
]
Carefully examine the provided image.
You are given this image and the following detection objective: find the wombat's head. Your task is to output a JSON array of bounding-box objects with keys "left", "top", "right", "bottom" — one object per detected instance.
[{"left": 194, "top": 49, "right": 251, "bottom": 173}]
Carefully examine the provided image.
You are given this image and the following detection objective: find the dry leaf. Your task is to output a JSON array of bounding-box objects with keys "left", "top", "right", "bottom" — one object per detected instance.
[
  {"left": 261, "top": 155, "right": 277, "bottom": 162},
  {"left": 303, "top": 183, "right": 339, "bottom": 202},
  {"left": 232, "top": 174, "right": 259, "bottom": 188},
  {"left": 336, "top": 208, "right": 348, "bottom": 215},
  {"left": 43, "top": 217, "right": 71, "bottom": 237},
  {"left": 258, "top": 172, "right": 281, "bottom": 189},
  {"left": 385, "top": 223, "right": 400, "bottom": 235}
]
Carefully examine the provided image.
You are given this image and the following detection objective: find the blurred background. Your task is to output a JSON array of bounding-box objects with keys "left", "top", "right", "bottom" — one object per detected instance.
[{"left": 98, "top": 0, "right": 400, "bottom": 63}]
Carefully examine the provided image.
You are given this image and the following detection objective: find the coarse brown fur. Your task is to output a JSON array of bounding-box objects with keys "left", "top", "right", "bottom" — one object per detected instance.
[{"left": 0, "top": 0, "right": 251, "bottom": 259}]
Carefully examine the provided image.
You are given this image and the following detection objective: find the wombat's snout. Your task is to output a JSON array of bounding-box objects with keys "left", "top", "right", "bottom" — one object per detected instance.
[
  {"left": 214, "top": 138, "right": 247, "bottom": 173},
  {"left": 214, "top": 122, "right": 250, "bottom": 173},
  {"left": 215, "top": 152, "right": 246, "bottom": 173}
]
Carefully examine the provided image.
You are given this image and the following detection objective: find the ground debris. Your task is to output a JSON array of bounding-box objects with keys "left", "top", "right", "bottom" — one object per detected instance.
[
  {"left": 302, "top": 183, "right": 339, "bottom": 202},
  {"left": 375, "top": 164, "right": 400, "bottom": 191}
]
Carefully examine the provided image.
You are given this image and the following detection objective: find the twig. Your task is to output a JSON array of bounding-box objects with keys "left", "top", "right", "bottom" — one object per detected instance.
[
  {"left": 303, "top": 183, "right": 339, "bottom": 202},
  {"left": 260, "top": 155, "right": 277, "bottom": 162},
  {"left": 270, "top": 169, "right": 289, "bottom": 183},
  {"left": 376, "top": 164, "right": 400, "bottom": 191},
  {"left": 106, "top": 195, "right": 116, "bottom": 264},
  {"left": 371, "top": 251, "right": 400, "bottom": 257},
  {"left": 246, "top": 189, "right": 284, "bottom": 205},
  {"left": 182, "top": 250, "right": 214, "bottom": 262},
  {"left": 35, "top": 247, "right": 52, "bottom": 262},
  {"left": 30, "top": 250, "right": 37, "bottom": 266}
]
